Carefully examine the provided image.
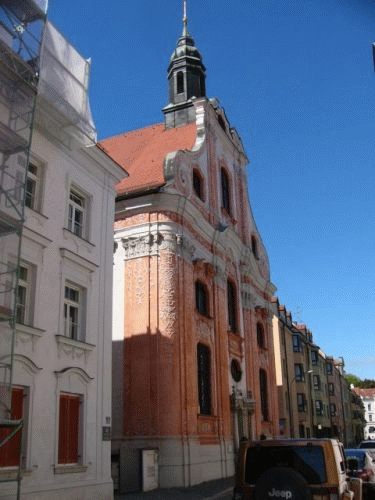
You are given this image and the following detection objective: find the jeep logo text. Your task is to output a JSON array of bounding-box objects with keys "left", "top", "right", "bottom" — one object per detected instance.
[{"left": 268, "top": 488, "right": 292, "bottom": 499}]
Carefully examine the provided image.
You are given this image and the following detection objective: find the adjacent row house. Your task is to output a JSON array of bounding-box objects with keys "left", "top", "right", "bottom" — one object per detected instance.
[
  {"left": 272, "top": 299, "right": 364, "bottom": 447},
  {"left": 352, "top": 388, "right": 375, "bottom": 441}
]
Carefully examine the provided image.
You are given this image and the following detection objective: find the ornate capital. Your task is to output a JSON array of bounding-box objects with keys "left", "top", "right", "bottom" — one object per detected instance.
[{"left": 122, "top": 234, "right": 159, "bottom": 260}]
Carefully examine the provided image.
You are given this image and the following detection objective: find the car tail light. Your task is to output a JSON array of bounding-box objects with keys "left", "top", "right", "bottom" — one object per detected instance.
[
  {"left": 312, "top": 496, "right": 338, "bottom": 500},
  {"left": 312, "top": 487, "right": 339, "bottom": 500}
]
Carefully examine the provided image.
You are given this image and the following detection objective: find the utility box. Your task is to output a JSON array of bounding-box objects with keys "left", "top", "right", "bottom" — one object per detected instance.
[
  {"left": 142, "top": 449, "right": 158, "bottom": 492},
  {"left": 118, "top": 447, "right": 158, "bottom": 494}
]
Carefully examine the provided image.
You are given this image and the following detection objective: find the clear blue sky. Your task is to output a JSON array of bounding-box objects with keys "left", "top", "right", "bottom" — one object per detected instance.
[{"left": 48, "top": 0, "right": 375, "bottom": 380}]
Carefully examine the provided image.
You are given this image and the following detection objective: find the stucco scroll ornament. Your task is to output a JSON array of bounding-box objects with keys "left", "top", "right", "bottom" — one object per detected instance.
[
  {"left": 177, "top": 234, "right": 196, "bottom": 260},
  {"left": 164, "top": 151, "right": 179, "bottom": 181},
  {"left": 177, "top": 167, "right": 189, "bottom": 196},
  {"left": 196, "top": 318, "right": 214, "bottom": 343}
]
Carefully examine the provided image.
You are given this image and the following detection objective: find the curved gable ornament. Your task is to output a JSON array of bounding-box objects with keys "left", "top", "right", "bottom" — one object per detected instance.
[
  {"left": 54, "top": 366, "right": 93, "bottom": 384},
  {"left": 164, "top": 102, "right": 206, "bottom": 186},
  {"left": 13, "top": 354, "right": 42, "bottom": 375}
]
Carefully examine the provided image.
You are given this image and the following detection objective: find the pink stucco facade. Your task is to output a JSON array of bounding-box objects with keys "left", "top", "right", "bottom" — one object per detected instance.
[{"left": 103, "top": 97, "right": 279, "bottom": 488}]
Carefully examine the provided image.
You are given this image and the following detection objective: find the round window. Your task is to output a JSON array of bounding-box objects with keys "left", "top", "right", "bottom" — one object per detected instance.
[{"left": 231, "top": 359, "right": 242, "bottom": 382}]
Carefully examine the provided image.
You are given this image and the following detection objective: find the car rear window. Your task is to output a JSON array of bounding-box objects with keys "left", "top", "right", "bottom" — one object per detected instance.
[
  {"left": 245, "top": 446, "right": 327, "bottom": 485},
  {"left": 347, "top": 456, "right": 365, "bottom": 470},
  {"left": 359, "top": 442, "right": 375, "bottom": 449}
]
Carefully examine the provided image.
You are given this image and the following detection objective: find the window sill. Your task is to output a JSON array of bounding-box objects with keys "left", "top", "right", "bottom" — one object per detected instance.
[
  {"left": 54, "top": 464, "right": 88, "bottom": 474},
  {"left": 220, "top": 207, "right": 237, "bottom": 225},
  {"left": 0, "top": 467, "right": 32, "bottom": 479},
  {"left": 63, "top": 228, "right": 95, "bottom": 251},
  {"left": 15, "top": 323, "right": 45, "bottom": 350},
  {"left": 55, "top": 335, "right": 95, "bottom": 362},
  {"left": 195, "top": 310, "right": 213, "bottom": 321},
  {"left": 25, "top": 206, "right": 48, "bottom": 221}
]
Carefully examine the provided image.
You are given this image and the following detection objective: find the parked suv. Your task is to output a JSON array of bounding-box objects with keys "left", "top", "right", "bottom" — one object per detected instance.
[{"left": 233, "top": 438, "right": 362, "bottom": 500}]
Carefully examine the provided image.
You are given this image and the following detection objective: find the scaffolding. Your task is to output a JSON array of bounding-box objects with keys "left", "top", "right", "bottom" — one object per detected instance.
[{"left": 0, "top": 0, "right": 47, "bottom": 497}]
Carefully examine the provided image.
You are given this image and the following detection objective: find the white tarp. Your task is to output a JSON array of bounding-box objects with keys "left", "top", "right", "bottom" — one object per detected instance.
[
  {"left": 32, "top": 0, "right": 48, "bottom": 15},
  {"left": 39, "top": 22, "right": 96, "bottom": 144}
]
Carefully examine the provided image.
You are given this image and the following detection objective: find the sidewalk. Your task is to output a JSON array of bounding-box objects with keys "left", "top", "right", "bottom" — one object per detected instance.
[{"left": 115, "top": 476, "right": 234, "bottom": 500}]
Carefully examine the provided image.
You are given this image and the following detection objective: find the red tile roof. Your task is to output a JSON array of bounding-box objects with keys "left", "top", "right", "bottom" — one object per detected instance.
[
  {"left": 353, "top": 387, "right": 375, "bottom": 398},
  {"left": 99, "top": 122, "right": 197, "bottom": 196}
]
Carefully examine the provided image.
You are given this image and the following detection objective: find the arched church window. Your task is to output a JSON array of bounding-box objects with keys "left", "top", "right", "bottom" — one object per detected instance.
[
  {"left": 193, "top": 169, "right": 204, "bottom": 200},
  {"left": 218, "top": 115, "right": 226, "bottom": 132},
  {"left": 195, "top": 281, "right": 209, "bottom": 317},
  {"left": 251, "top": 235, "right": 259, "bottom": 260},
  {"left": 197, "top": 343, "right": 212, "bottom": 415},
  {"left": 177, "top": 71, "right": 184, "bottom": 94},
  {"left": 256, "top": 322, "right": 265, "bottom": 349},
  {"left": 231, "top": 359, "right": 242, "bottom": 382},
  {"left": 221, "top": 168, "right": 231, "bottom": 214},
  {"left": 259, "top": 369, "right": 269, "bottom": 422},
  {"left": 227, "top": 279, "right": 237, "bottom": 333}
]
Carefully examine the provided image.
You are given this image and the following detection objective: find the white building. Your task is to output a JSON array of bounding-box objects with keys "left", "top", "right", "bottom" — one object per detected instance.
[
  {"left": 0, "top": 10, "right": 125, "bottom": 500},
  {"left": 353, "top": 388, "right": 375, "bottom": 441}
]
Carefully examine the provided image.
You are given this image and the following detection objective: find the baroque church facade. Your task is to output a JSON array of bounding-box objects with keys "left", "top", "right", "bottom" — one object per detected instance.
[{"left": 101, "top": 8, "right": 279, "bottom": 489}]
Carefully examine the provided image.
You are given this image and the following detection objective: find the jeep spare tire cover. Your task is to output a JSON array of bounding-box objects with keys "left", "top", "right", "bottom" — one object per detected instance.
[{"left": 254, "top": 467, "right": 311, "bottom": 500}]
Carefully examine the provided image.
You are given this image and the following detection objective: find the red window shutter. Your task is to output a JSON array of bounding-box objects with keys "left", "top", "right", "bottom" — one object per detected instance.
[
  {"left": 58, "top": 394, "right": 80, "bottom": 464},
  {"left": 0, "top": 388, "right": 24, "bottom": 467}
]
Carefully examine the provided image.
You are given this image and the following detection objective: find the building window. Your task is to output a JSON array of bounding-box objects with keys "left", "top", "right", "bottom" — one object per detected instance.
[
  {"left": 251, "top": 235, "right": 259, "bottom": 260},
  {"left": 256, "top": 322, "right": 265, "bottom": 348},
  {"left": 326, "top": 362, "right": 333, "bottom": 375},
  {"left": 193, "top": 169, "right": 204, "bottom": 200},
  {"left": 368, "top": 404, "right": 371, "bottom": 411},
  {"left": 330, "top": 403, "right": 336, "bottom": 417},
  {"left": 220, "top": 168, "right": 231, "bottom": 213},
  {"left": 176, "top": 71, "right": 184, "bottom": 94},
  {"left": 292, "top": 334, "right": 302, "bottom": 353},
  {"left": 25, "top": 161, "right": 42, "bottom": 211},
  {"left": 0, "top": 387, "right": 26, "bottom": 467},
  {"left": 297, "top": 393, "right": 307, "bottom": 413},
  {"left": 195, "top": 281, "right": 209, "bottom": 317},
  {"left": 197, "top": 344, "right": 211, "bottom": 415},
  {"left": 218, "top": 115, "right": 226, "bottom": 132},
  {"left": 311, "top": 351, "right": 318, "bottom": 366},
  {"left": 227, "top": 280, "right": 237, "bottom": 332},
  {"left": 259, "top": 369, "right": 269, "bottom": 422},
  {"left": 58, "top": 393, "right": 82, "bottom": 464},
  {"left": 231, "top": 359, "right": 242, "bottom": 382},
  {"left": 68, "top": 189, "right": 86, "bottom": 238},
  {"left": 370, "top": 414, "right": 373, "bottom": 422},
  {"left": 328, "top": 382, "right": 334, "bottom": 395},
  {"left": 315, "top": 400, "right": 323, "bottom": 416},
  {"left": 64, "top": 283, "right": 85, "bottom": 341},
  {"left": 313, "top": 374, "right": 321, "bottom": 390},
  {"left": 294, "top": 364, "right": 305, "bottom": 382},
  {"left": 15, "top": 264, "right": 34, "bottom": 326}
]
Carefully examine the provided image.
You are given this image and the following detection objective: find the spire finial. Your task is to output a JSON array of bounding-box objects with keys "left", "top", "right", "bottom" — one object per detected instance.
[{"left": 182, "top": 0, "right": 189, "bottom": 36}]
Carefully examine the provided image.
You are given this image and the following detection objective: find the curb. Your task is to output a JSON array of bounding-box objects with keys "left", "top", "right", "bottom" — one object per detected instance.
[{"left": 202, "top": 486, "right": 233, "bottom": 500}]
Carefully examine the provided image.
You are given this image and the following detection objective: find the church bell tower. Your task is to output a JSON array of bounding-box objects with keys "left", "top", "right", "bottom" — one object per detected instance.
[{"left": 163, "top": 1, "right": 206, "bottom": 128}]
